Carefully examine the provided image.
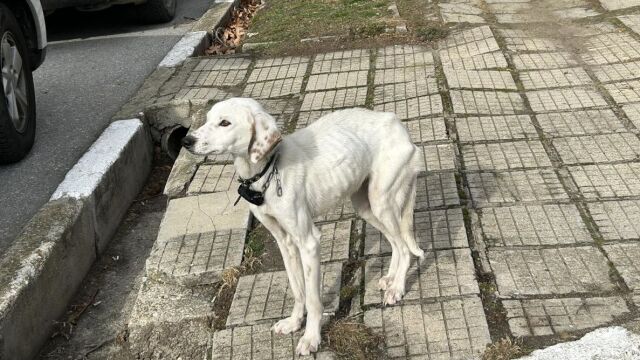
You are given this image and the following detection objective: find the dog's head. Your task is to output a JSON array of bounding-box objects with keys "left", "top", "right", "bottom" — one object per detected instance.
[{"left": 182, "top": 98, "right": 281, "bottom": 163}]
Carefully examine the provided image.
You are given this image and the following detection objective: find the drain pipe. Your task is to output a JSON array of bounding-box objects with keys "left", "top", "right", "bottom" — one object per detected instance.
[{"left": 161, "top": 125, "right": 189, "bottom": 160}]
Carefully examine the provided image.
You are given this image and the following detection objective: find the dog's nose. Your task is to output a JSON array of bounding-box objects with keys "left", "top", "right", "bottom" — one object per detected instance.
[{"left": 182, "top": 135, "right": 196, "bottom": 149}]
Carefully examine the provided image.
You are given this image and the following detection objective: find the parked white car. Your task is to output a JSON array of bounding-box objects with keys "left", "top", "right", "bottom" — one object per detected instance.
[
  {"left": 0, "top": 0, "right": 46, "bottom": 164},
  {"left": 41, "top": 0, "right": 177, "bottom": 23}
]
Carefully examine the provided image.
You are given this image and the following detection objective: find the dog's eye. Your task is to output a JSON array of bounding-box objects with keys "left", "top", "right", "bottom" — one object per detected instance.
[{"left": 219, "top": 120, "right": 231, "bottom": 127}]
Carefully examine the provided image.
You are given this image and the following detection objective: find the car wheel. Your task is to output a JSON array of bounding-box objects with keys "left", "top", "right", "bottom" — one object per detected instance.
[
  {"left": 0, "top": 4, "right": 36, "bottom": 164},
  {"left": 137, "top": 0, "right": 177, "bottom": 24}
]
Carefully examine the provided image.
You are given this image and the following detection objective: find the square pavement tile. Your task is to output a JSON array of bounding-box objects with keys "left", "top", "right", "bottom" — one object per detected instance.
[
  {"left": 243, "top": 78, "right": 305, "bottom": 98},
  {"left": 305, "top": 71, "right": 368, "bottom": 91},
  {"left": 444, "top": 68, "right": 517, "bottom": 90},
  {"left": 318, "top": 220, "right": 351, "bottom": 263},
  {"left": 404, "top": 117, "right": 448, "bottom": 144},
  {"left": 375, "top": 45, "right": 434, "bottom": 69},
  {"left": 374, "top": 95, "right": 444, "bottom": 120},
  {"left": 621, "top": 103, "right": 640, "bottom": 130},
  {"left": 536, "top": 109, "right": 626, "bottom": 137},
  {"left": 374, "top": 66, "right": 437, "bottom": 86},
  {"left": 511, "top": 52, "right": 579, "bottom": 70},
  {"left": 417, "top": 143, "right": 457, "bottom": 172},
  {"left": 601, "top": 0, "right": 640, "bottom": 11},
  {"left": 192, "top": 57, "right": 251, "bottom": 71},
  {"left": 364, "top": 249, "right": 478, "bottom": 305},
  {"left": 364, "top": 209, "right": 468, "bottom": 255},
  {"left": 593, "top": 60, "right": 640, "bottom": 83},
  {"left": 442, "top": 26, "right": 499, "bottom": 51},
  {"left": 589, "top": 200, "right": 640, "bottom": 241},
  {"left": 605, "top": 80, "right": 640, "bottom": 105},
  {"left": 479, "top": 204, "right": 594, "bottom": 247},
  {"left": 314, "top": 201, "right": 356, "bottom": 222},
  {"left": 186, "top": 69, "right": 247, "bottom": 87},
  {"left": 499, "top": 31, "right": 561, "bottom": 52},
  {"left": 527, "top": 88, "right": 608, "bottom": 113},
  {"left": 187, "top": 164, "right": 237, "bottom": 195},
  {"left": 619, "top": 14, "right": 640, "bottom": 35},
  {"left": 294, "top": 110, "right": 333, "bottom": 130},
  {"left": 364, "top": 297, "right": 491, "bottom": 359},
  {"left": 301, "top": 88, "right": 367, "bottom": 111},
  {"left": 247, "top": 62, "right": 308, "bottom": 83},
  {"left": 467, "top": 169, "right": 569, "bottom": 206},
  {"left": 504, "top": 297, "right": 630, "bottom": 337},
  {"left": 489, "top": 246, "right": 614, "bottom": 297},
  {"left": 174, "top": 87, "right": 231, "bottom": 102},
  {"left": 450, "top": 90, "right": 525, "bottom": 115},
  {"left": 312, "top": 49, "right": 370, "bottom": 74},
  {"left": 259, "top": 98, "right": 298, "bottom": 131},
  {"left": 226, "top": 263, "right": 342, "bottom": 326},
  {"left": 582, "top": 33, "right": 640, "bottom": 65},
  {"left": 569, "top": 163, "right": 640, "bottom": 199},
  {"left": 255, "top": 56, "right": 309, "bottom": 68},
  {"left": 604, "top": 243, "right": 640, "bottom": 291},
  {"left": 212, "top": 322, "right": 328, "bottom": 360},
  {"left": 373, "top": 79, "right": 439, "bottom": 102},
  {"left": 415, "top": 172, "right": 461, "bottom": 209},
  {"left": 455, "top": 115, "right": 537, "bottom": 142},
  {"left": 461, "top": 140, "right": 551, "bottom": 171},
  {"left": 520, "top": 68, "right": 592, "bottom": 90},
  {"left": 553, "top": 133, "right": 640, "bottom": 165},
  {"left": 439, "top": 49, "right": 508, "bottom": 71},
  {"left": 439, "top": 3, "right": 485, "bottom": 24},
  {"left": 146, "top": 229, "right": 245, "bottom": 286}
]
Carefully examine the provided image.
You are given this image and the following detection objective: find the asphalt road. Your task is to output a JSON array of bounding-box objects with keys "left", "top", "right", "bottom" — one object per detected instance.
[{"left": 0, "top": 0, "right": 214, "bottom": 255}]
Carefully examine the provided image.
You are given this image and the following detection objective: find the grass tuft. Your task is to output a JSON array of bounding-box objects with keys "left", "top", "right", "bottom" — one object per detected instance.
[
  {"left": 482, "top": 337, "right": 523, "bottom": 360},
  {"left": 325, "top": 319, "right": 385, "bottom": 360}
]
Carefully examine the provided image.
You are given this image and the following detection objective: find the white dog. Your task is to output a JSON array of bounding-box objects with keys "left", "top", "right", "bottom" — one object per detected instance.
[{"left": 182, "top": 97, "right": 424, "bottom": 355}]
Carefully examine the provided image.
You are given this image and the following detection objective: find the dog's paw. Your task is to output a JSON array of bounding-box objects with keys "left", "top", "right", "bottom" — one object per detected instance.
[
  {"left": 296, "top": 332, "right": 321, "bottom": 355},
  {"left": 272, "top": 316, "right": 303, "bottom": 335},
  {"left": 383, "top": 287, "right": 404, "bottom": 306},
  {"left": 378, "top": 276, "right": 394, "bottom": 291}
]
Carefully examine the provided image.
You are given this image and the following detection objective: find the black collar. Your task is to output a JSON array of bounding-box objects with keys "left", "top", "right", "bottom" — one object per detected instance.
[{"left": 234, "top": 152, "right": 281, "bottom": 206}]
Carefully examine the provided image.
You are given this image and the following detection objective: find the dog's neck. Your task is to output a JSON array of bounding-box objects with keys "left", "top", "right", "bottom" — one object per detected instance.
[{"left": 234, "top": 155, "right": 271, "bottom": 184}]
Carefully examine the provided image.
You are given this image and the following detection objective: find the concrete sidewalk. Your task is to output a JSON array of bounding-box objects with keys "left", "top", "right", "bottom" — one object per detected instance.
[{"left": 91, "top": 0, "right": 640, "bottom": 358}]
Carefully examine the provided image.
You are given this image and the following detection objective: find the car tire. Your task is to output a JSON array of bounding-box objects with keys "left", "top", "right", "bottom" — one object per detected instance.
[
  {"left": 137, "top": 0, "right": 177, "bottom": 24},
  {"left": 0, "top": 4, "right": 36, "bottom": 164}
]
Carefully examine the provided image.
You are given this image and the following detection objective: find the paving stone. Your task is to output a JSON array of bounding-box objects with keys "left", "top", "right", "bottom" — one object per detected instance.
[
  {"left": 376, "top": 45, "right": 434, "bottom": 69},
  {"left": 312, "top": 49, "right": 370, "bottom": 74},
  {"left": 520, "top": 68, "right": 592, "bottom": 90},
  {"left": 305, "top": 71, "right": 368, "bottom": 91},
  {"left": 255, "top": 56, "right": 309, "bottom": 68},
  {"left": 593, "top": 60, "right": 640, "bottom": 83},
  {"left": 318, "top": 221, "right": 351, "bottom": 263},
  {"left": 212, "top": 322, "right": 321, "bottom": 360},
  {"left": 300, "top": 88, "right": 367, "bottom": 111},
  {"left": 451, "top": 90, "right": 525, "bottom": 115},
  {"left": 439, "top": 3, "right": 485, "bottom": 23},
  {"left": 315, "top": 201, "right": 356, "bottom": 222},
  {"left": 404, "top": 117, "right": 448, "bottom": 143},
  {"left": 247, "top": 62, "right": 308, "bottom": 83},
  {"left": 187, "top": 164, "right": 237, "bottom": 195},
  {"left": 604, "top": 243, "right": 640, "bottom": 291},
  {"left": 499, "top": 30, "right": 561, "bottom": 52},
  {"left": 489, "top": 246, "right": 614, "bottom": 296},
  {"left": 619, "top": 14, "right": 640, "bottom": 35},
  {"left": 569, "top": 163, "right": 640, "bottom": 199},
  {"left": 467, "top": 169, "right": 569, "bottom": 206},
  {"left": 444, "top": 68, "right": 517, "bottom": 90},
  {"left": 456, "top": 115, "right": 537, "bottom": 142},
  {"left": 374, "top": 95, "right": 444, "bottom": 120},
  {"left": 243, "top": 78, "right": 305, "bottom": 98},
  {"left": 536, "top": 109, "right": 626, "bottom": 137},
  {"left": 186, "top": 69, "right": 247, "bottom": 87},
  {"left": 146, "top": 229, "right": 245, "bottom": 285},
  {"left": 504, "top": 297, "right": 630, "bottom": 337},
  {"left": 364, "top": 298, "right": 491, "bottom": 359},
  {"left": 605, "top": 80, "right": 640, "bottom": 105},
  {"left": 295, "top": 110, "right": 333, "bottom": 130},
  {"left": 622, "top": 103, "right": 640, "bottom": 130},
  {"left": 443, "top": 26, "right": 497, "bottom": 48},
  {"left": 364, "top": 249, "right": 478, "bottom": 305},
  {"left": 364, "top": 209, "right": 468, "bottom": 255},
  {"left": 589, "top": 200, "right": 640, "bottom": 241},
  {"left": 480, "top": 204, "right": 593, "bottom": 247},
  {"left": 174, "top": 87, "right": 231, "bottom": 102},
  {"left": 373, "top": 78, "right": 439, "bottom": 102},
  {"left": 553, "top": 133, "right": 640, "bottom": 164},
  {"left": 512, "top": 52, "right": 579, "bottom": 70},
  {"left": 417, "top": 143, "right": 457, "bottom": 172},
  {"left": 374, "top": 66, "right": 437, "bottom": 85},
  {"left": 259, "top": 98, "right": 298, "bottom": 131},
  {"left": 226, "top": 263, "right": 342, "bottom": 326},
  {"left": 553, "top": 6, "right": 599, "bottom": 19},
  {"left": 527, "top": 88, "right": 608, "bottom": 112},
  {"left": 582, "top": 33, "right": 640, "bottom": 65},
  {"left": 494, "top": 13, "right": 535, "bottom": 23},
  {"left": 192, "top": 57, "right": 251, "bottom": 71},
  {"left": 600, "top": 0, "right": 640, "bottom": 10},
  {"left": 461, "top": 140, "right": 551, "bottom": 171},
  {"left": 206, "top": 152, "right": 234, "bottom": 164},
  {"left": 156, "top": 191, "right": 250, "bottom": 243},
  {"left": 439, "top": 49, "right": 508, "bottom": 70},
  {"left": 416, "top": 172, "right": 461, "bottom": 209}
]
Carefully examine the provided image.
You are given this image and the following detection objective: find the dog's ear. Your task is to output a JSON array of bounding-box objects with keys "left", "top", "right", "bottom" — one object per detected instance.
[{"left": 248, "top": 109, "right": 281, "bottom": 164}]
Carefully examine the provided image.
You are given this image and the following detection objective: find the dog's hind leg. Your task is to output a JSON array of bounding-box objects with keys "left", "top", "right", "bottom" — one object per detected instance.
[{"left": 252, "top": 212, "right": 305, "bottom": 335}]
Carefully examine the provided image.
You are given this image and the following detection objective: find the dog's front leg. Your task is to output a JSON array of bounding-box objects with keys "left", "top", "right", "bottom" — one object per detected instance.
[{"left": 295, "top": 225, "right": 323, "bottom": 355}]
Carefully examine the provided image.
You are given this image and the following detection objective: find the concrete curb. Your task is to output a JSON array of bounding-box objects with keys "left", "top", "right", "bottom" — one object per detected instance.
[{"left": 0, "top": 119, "right": 152, "bottom": 360}]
